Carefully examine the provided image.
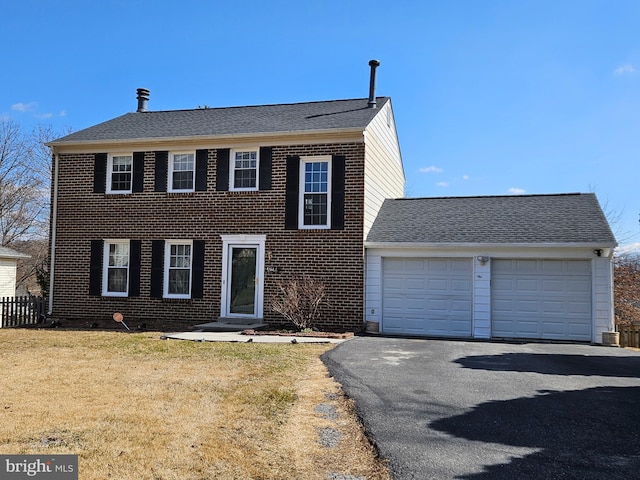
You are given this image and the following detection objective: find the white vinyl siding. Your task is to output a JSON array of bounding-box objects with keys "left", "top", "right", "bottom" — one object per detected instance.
[
  {"left": 363, "top": 101, "right": 405, "bottom": 239},
  {"left": 0, "top": 258, "right": 18, "bottom": 298}
]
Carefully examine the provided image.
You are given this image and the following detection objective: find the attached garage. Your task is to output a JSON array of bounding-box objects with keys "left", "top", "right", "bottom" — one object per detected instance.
[
  {"left": 364, "top": 194, "right": 617, "bottom": 344},
  {"left": 382, "top": 258, "right": 472, "bottom": 336},
  {"left": 491, "top": 259, "right": 592, "bottom": 341}
]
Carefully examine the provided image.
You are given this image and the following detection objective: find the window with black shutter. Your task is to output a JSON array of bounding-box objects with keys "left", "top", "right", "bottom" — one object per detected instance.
[
  {"left": 89, "top": 240, "right": 103, "bottom": 296},
  {"left": 93, "top": 153, "right": 107, "bottom": 193},
  {"left": 216, "top": 148, "right": 230, "bottom": 191}
]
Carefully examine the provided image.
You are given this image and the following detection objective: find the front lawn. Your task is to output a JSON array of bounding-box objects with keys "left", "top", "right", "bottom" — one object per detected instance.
[{"left": 0, "top": 330, "right": 389, "bottom": 479}]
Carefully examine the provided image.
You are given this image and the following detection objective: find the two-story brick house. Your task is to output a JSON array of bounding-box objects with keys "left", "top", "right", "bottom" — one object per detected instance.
[{"left": 46, "top": 68, "right": 405, "bottom": 331}]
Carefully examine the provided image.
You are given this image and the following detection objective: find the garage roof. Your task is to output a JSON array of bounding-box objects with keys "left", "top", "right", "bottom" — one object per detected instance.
[{"left": 366, "top": 193, "right": 617, "bottom": 245}]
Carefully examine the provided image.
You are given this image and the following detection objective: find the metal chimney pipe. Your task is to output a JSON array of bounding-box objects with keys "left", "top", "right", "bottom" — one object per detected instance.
[
  {"left": 136, "top": 88, "right": 150, "bottom": 112},
  {"left": 367, "top": 59, "right": 380, "bottom": 108}
]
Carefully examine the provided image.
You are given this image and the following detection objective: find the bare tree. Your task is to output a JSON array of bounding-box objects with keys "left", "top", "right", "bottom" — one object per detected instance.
[
  {"left": 0, "top": 119, "right": 52, "bottom": 245},
  {"left": 0, "top": 119, "right": 70, "bottom": 293}
]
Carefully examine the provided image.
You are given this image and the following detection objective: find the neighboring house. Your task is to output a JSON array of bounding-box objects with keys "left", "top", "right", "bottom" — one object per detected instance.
[
  {"left": 46, "top": 63, "right": 405, "bottom": 331},
  {"left": 365, "top": 194, "right": 617, "bottom": 343},
  {"left": 0, "top": 246, "right": 29, "bottom": 299}
]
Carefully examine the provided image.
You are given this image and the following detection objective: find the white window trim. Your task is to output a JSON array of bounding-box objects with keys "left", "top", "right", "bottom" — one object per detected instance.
[
  {"left": 229, "top": 148, "right": 260, "bottom": 192},
  {"left": 220, "top": 235, "right": 266, "bottom": 318},
  {"left": 298, "top": 155, "right": 332, "bottom": 230},
  {"left": 102, "top": 239, "right": 130, "bottom": 297},
  {"left": 106, "top": 153, "right": 133, "bottom": 194},
  {"left": 168, "top": 151, "right": 196, "bottom": 193},
  {"left": 163, "top": 239, "right": 193, "bottom": 299}
]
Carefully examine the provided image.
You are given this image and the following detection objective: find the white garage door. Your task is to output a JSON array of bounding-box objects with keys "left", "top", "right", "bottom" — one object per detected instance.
[
  {"left": 491, "top": 259, "right": 592, "bottom": 341},
  {"left": 382, "top": 258, "right": 472, "bottom": 336}
]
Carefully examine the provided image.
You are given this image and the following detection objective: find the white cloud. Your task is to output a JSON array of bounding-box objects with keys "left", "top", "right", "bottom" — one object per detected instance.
[
  {"left": 462, "top": 175, "right": 469, "bottom": 180},
  {"left": 59, "top": 110, "right": 67, "bottom": 117},
  {"left": 616, "top": 243, "right": 640, "bottom": 256},
  {"left": 614, "top": 64, "right": 634, "bottom": 75},
  {"left": 437, "top": 181, "right": 449, "bottom": 188},
  {"left": 12, "top": 101, "right": 37, "bottom": 112},
  {"left": 419, "top": 165, "right": 444, "bottom": 173},
  {"left": 35, "top": 112, "right": 53, "bottom": 119},
  {"left": 508, "top": 187, "right": 526, "bottom": 194}
]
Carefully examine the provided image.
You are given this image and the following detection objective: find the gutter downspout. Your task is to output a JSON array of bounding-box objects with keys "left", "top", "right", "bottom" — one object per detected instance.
[{"left": 48, "top": 150, "right": 59, "bottom": 315}]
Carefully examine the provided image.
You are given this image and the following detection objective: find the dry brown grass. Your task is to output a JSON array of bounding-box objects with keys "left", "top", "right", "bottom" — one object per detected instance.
[{"left": 0, "top": 330, "right": 389, "bottom": 480}]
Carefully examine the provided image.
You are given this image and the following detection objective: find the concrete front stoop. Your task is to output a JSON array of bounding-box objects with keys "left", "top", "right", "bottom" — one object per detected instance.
[{"left": 193, "top": 318, "right": 267, "bottom": 332}]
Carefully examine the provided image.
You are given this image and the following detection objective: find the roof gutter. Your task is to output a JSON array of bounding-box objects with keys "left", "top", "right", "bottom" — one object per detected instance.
[
  {"left": 48, "top": 150, "right": 60, "bottom": 315},
  {"left": 364, "top": 241, "right": 619, "bottom": 249},
  {"left": 45, "top": 127, "right": 366, "bottom": 149}
]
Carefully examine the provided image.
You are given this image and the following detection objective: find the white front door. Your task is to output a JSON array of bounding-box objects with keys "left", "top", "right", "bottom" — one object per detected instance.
[{"left": 220, "top": 235, "right": 266, "bottom": 319}]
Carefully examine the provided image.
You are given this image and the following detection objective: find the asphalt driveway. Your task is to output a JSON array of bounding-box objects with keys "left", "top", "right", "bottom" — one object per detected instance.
[{"left": 321, "top": 337, "right": 640, "bottom": 480}]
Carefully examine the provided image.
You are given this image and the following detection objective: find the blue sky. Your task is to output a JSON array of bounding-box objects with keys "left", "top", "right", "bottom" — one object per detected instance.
[{"left": 2, "top": 0, "right": 639, "bottom": 248}]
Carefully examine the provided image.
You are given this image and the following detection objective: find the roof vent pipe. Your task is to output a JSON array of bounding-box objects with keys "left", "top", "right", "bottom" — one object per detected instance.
[
  {"left": 136, "top": 88, "right": 150, "bottom": 112},
  {"left": 367, "top": 59, "right": 380, "bottom": 108}
]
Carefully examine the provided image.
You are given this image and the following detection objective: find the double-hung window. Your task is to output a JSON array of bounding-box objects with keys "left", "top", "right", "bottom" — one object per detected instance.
[
  {"left": 107, "top": 154, "right": 133, "bottom": 193},
  {"left": 102, "top": 240, "right": 130, "bottom": 296},
  {"left": 230, "top": 150, "right": 259, "bottom": 191},
  {"left": 299, "top": 156, "right": 331, "bottom": 228},
  {"left": 169, "top": 152, "right": 195, "bottom": 192},
  {"left": 164, "top": 240, "right": 193, "bottom": 298}
]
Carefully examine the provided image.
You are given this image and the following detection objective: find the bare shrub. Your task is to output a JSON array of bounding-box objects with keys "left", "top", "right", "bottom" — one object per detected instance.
[
  {"left": 614, "top": 255, "right": 640, "bottom": 325},
  {"left": 271, "top": 276, "right": 327, "bottom": 330}
]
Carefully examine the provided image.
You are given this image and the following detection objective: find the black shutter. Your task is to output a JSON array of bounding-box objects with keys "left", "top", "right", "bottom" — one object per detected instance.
[
  {"left": 89, "top": 239, "right": 103, "bottom": 296},
  {"left": 129, "top": 240, "right": 142, "bottom": 297},
  {"left": 331, "top": 155, "right": 345, "bottom": 230},
  {"left": 195, "top": 149, "right": 208, "bottom": 191},
  {"left": 191, "top": 240, "right": 205, "bottom": 299},
  {"left": 132, "top": 152, "right": 145, "bottom": 193},
  {"left": 216, "top": 148, "right": 230, "bottom": 191},
  {"left": 259, "top": 147, "right": 272, "bottom": 190},
  {"left": 93, "top": 153, "right": 107, "bottom": 193},
  {"left": 150, "top": 240, "right": 164, "bottom": 298},
  {"left": 285, "top": 156, "right": 300, "bottom": 229},
  {"left": 154, "top": 151, "right": 168, "bottom": 192}
]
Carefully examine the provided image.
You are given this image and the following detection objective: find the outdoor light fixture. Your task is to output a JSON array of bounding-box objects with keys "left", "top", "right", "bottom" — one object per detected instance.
[
  {"left": 477, "top": 256, "right": 490, "bottom": 265},
  {"left": 594, "top": 249, "right": 603, "bottom": 257}
]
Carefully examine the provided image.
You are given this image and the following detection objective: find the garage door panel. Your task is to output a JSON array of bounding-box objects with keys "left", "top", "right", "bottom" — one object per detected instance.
[
  {"left": 406, "top": 278, "right": 427, "bottom": 291},
  {"left": 382, "top": 258, "right": 472, "bottom": 336},
  {"left": 452, "top": 279, "right": 472, "bottom": 292},
  {"left": 492, "top": 259, "right": 591, "bottom": 341}
]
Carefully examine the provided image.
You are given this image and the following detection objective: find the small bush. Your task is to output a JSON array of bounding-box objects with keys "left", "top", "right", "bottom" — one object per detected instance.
[{"left": 271, "top": 276, "right": 327, "bottom": 331}]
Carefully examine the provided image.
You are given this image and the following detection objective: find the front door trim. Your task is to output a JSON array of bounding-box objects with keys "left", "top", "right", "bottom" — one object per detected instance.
[{"left": 220, "top": 235, "right": 266, "bottom": 319}]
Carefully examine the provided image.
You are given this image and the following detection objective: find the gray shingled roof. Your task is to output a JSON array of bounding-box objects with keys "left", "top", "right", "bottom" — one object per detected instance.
[
  {"left": 49, "top": 97, "right": 390, "bottom": 145},
  {"left": 366, "top": 193, "right": 617, "bottom": 245},
  {"left": 0, "top": 245, "right": 30, "bottom": 259}
]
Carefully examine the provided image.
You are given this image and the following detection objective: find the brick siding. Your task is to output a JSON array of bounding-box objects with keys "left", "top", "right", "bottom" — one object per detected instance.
[{"left": 51, "top": 143, "right": 366, "bottom": 331}]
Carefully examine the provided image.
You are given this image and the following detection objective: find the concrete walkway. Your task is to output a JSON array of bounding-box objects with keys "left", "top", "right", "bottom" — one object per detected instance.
[{"left": 162, "top": 331, "right": 350, "bottom": 344}]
